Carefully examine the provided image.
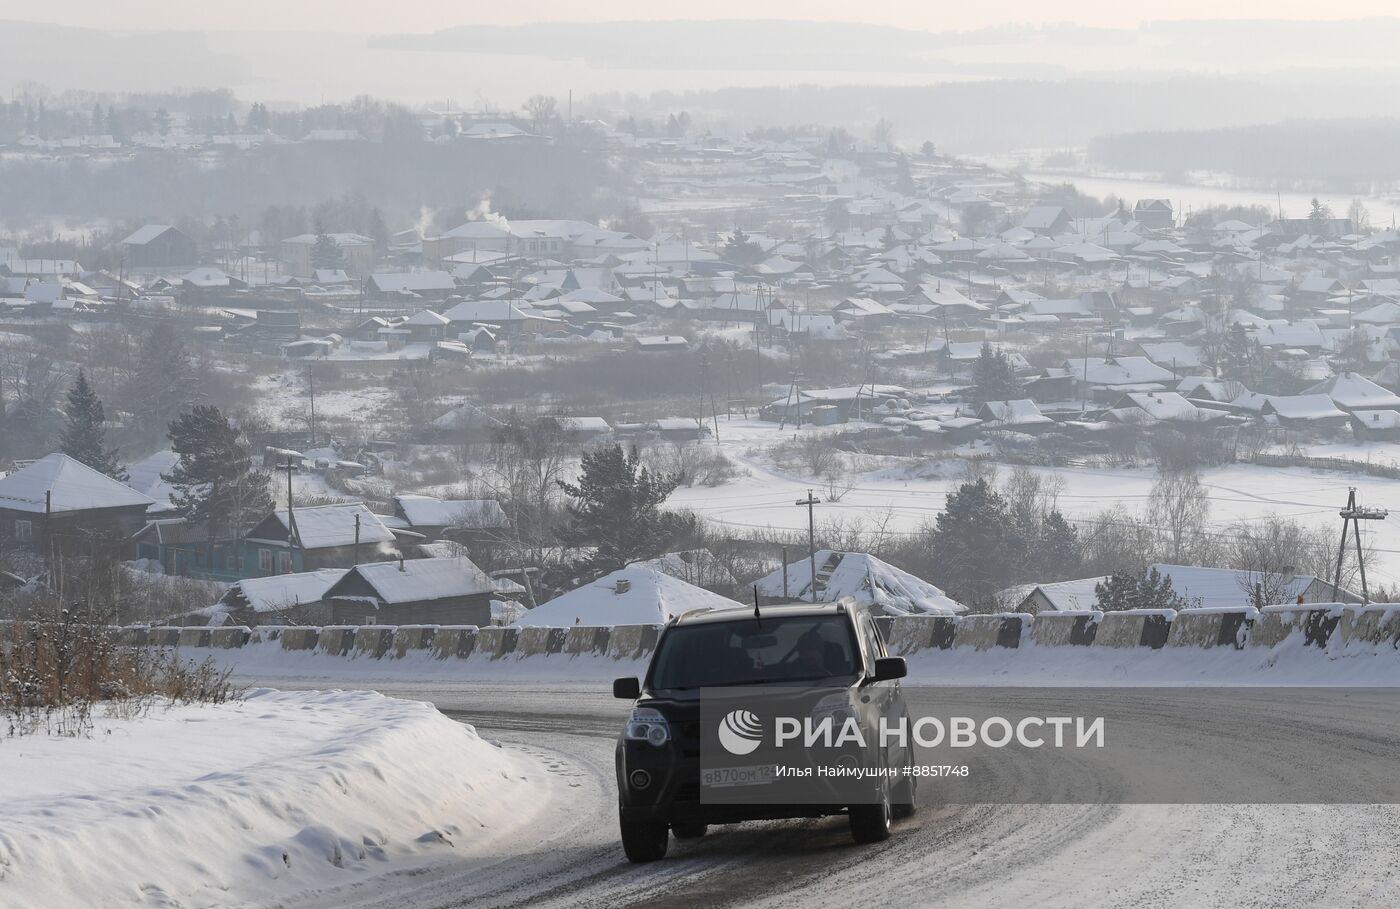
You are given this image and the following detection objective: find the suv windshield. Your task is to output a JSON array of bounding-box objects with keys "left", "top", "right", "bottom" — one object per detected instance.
[{"left": 648, "top": 614, "right": 861, "bottom": 690}]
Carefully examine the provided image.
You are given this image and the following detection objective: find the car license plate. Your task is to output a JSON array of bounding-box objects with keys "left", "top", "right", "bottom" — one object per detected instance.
[{"left": 702, "top": 765, "right": 776, "bottom": 787}]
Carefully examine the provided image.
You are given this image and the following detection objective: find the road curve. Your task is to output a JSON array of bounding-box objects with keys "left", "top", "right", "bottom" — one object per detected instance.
[{"left": 282, "top": 683, "right": 1400, "bottom": 909}]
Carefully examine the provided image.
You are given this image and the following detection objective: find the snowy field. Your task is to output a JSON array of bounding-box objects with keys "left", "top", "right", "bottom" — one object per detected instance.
[
  {"left": 667, "top": 419, "right": 1400, "bottom": 587},
  {"left": 0, "top": 690, "right": 555, "bottom": 908}
]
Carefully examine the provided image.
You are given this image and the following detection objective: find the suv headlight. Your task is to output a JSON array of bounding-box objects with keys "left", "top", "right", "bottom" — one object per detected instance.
[
  {"left": 809, "top": 692, "right": 857, "bottom": 724},
  {"left": 624, "top": 707, "right": 671, "bottom": 746}
]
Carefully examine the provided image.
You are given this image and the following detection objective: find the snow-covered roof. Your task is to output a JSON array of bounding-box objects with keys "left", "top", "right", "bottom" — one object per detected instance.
[
  {"left": 1064, "top": 356, "right": 1176, "bottom": 387},
  {"left": 1110, "top": 391, "right": 1204, "bottom": 423},
  {"left": 223, "top": 568, "right": 346, "bottom": 613},
  {"left": 254, "top": 502, "right": 396, "bottom": 549},
  {"left": 1014, "top": 577, "right": 1106, "bottom": 612},
  {"left": 372, "top": 272, "right": 456, "bottom": 294},
  {"left": 1147, "top": 564, "right": 1326, "bottom": 609},
  {"left": 0, "top": 453, "right": 155, "bottom": 514},
  {"left": 393, "top": 494, "right": 507, "bottom": 529},
  {"left": 121, "top": 224, "right": 176, "bottom": 246},
  {"left": 1260, "top": 394, "right": 1348, "bottom": 421},
  {"left": 977, "top": 399, "right": 1053, "bottom": 427},
  {"left": 1303, "top": 371, "right": 1400, "bottom": 411},
  {"left": 515, "top": 565, "right": 742, "bottom": 626},
  {"left": 329, "top": 557, "right": 497, "bottom": 604},
  {"left": 753, "top": 550, "right": 965, "bottom": 615}
]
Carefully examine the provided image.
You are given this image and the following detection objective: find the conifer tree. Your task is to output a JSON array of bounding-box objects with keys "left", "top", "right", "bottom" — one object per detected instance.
[
  {"left": 556, "top": 443, "right": 686, "bottom": 576},
  {"left": 165, "top": 405, "right": 273, "bottom": 561},
  {"left": 928, "top": 478, "right": 1019, "bottom": 604},
  {"left": 60, "top": 369, "right": 126, "bottom": 480}
]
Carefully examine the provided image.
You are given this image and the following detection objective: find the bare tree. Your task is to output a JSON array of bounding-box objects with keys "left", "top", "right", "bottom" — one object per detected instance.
[{"left": 1148, "top": 468, "right": 1211, "bottom": 564}]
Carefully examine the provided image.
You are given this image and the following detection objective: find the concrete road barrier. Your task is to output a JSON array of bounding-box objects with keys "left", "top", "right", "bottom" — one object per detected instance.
[
  {"left": 475, "top": 626, "right": 519, "bottom": 660},
  {"left": 1094, "top": 610, "right": 1175, "bottom": 649},
  {"left": 515, "top": 625, "right": 553, "bottom": 657},
  {"left": 954, "top": 613, "right": 1031, "bottom": 650},
  {"left": 431, "top": 626, "right": 478, "bottom": 660},
  {"left": 1339, "top": 605, "right": 1400, "bottom": 649},
  {"left": 564, "top": 626, "right": 611, "bottom": 655},
  {"left": 354, "top": 626, "right": 396, "bottom": 658},
  {"left": 1248, "top": 604, "right": 1345, "bottom": 649},
  {"left": 250, "top": 625, "right": 290, "bottom": 644},
  {"left": 606, "top": 625, "right": 643, "bottom": 660},
  {"left": 209, "top": 626, "right": 252, "bottom": 649},
  {"left": 391, "top": 625, "right": 438, "bottom": 658},
  {"left": 886, "top": 615, "right": 960, "bottom": 655},
  {"left": 316, "top": 625, "right": 358, "bottom": 656},
  {"left": 117, "top": 627, "right": 150, "bottom": 647},
  {"left": 607, "top": 624, "right": 663, "bottom": 660},
  {"left": 279, "top": 627, "right": 320, "bottom": 651},
  {"left": 1166, "top": 608, "right": 1256, "bottom": 649},
  {"left": 176, "top": 627, "right": 211, "bottom": 649},
  {"left": 1030, "top": 611, "right": 1101, "bottom": 647}
]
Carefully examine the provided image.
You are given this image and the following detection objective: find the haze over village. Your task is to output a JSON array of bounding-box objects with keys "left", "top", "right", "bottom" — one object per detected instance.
[{"left": 5, "top": 9, "right": 1400, "bottom": 908}]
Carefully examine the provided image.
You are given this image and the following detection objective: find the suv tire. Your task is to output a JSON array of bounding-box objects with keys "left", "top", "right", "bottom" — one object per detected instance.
[
  {"left": 892, "top": 773, "right": 918, "bottom": 819},
  {"left": 849, "top": 786, "right": 893, "bottom": 844},
  {"left": 620, "top": 813, "right": 670, "bottom": 862},
  {"left": 672, "top": 822, "right": 708, "bottom": 839}
]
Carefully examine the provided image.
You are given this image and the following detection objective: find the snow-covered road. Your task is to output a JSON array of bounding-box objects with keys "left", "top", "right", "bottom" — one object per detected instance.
[{"left": 278, "top": 682, "right": 1400, "bottom": 909}]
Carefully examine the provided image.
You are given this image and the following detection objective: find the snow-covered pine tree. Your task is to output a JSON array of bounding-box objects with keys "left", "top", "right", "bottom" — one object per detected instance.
[
  {"left": 556, "top": 443, "right": 687, "bottom": 577},
  {"left": 969, "top": 341, "right": 1023, "bottom": 405},
  {"left": 60, "top": 369, "right": 126, "bottom": 481},
  {"left": 164, "top": 405, "right": 273, "bottom": 562}
]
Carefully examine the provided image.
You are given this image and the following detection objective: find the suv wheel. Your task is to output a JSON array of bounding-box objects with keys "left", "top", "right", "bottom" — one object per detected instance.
[
  {"left": 672, "top": 822, "right": 708, "bottom": 839},
  {"left": 849, "top": 785, "right": 893, "bottom": 844},
  {"left": 892, "top": 773, "right": 918, "bottom": 819},
  {"left": 620, "top": 813, "right": 669, "bottom": 862}
]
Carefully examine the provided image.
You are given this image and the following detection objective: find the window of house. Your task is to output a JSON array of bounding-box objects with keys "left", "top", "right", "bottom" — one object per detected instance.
[
  {"left": 278, "top": 552, "right": 292, "bottom": 574},
  {"left": 14, "top": 519, "right": 32, "bottom": 543},
  {"left": 258, "top": 549, "right": 273, "bottom": 572}
]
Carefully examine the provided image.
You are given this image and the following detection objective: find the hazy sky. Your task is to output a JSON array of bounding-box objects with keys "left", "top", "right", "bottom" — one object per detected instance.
[{"left": 7, "top": 1, "right": 1400, "bottom": 33}]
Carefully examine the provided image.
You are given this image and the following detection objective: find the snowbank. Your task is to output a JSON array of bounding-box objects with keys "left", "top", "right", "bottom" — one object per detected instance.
[{"left": 0, "top": 689, "right": 546, "bottom": 908}]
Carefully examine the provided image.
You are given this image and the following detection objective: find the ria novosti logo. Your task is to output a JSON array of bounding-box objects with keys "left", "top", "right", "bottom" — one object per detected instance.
[{"left": 717, "top": 709, "right": 764, "bottom": 755}]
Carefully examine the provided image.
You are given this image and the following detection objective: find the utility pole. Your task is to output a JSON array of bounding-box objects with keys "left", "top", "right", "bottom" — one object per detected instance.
[
  {"left": 279, "top": 455, "right": 301, "bottom": 574},
  {"left": 1336, "top": 487, "right": 1387, "bottom": 603},
  {"left": 796, "top": 489, "right": 821, "bottom": 602},
  {"left": 353, "top": 512, "right": 361, "bottom": 567},
  {"left": 307, "top": 364, "right": 316, "bottom": 448}
]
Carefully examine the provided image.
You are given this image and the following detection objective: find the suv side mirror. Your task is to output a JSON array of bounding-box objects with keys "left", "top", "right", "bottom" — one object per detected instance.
[
  {"left": 872, "top": 657, "right": 907, "bottom": 682},
  {"left": 613, "top": 676, "right": 641, "bottom": 700}
]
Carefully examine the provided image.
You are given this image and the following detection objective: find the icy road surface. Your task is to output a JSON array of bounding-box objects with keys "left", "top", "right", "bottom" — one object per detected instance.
[{"left": 277, "top": 682, "right": 1400, "bottom": 909}]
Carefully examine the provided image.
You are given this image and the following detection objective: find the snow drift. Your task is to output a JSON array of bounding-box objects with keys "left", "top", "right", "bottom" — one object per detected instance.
[{"left": 0, "top": 689, "right": 544, "bottom": 908}]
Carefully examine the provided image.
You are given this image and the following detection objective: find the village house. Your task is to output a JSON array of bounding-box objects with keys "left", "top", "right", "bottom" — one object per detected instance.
[
  {"left": 321, "top": 556, "right": 500, "bottom": 625},
  {"left": 0, "top": 454, "right": 155, "bottom": 564},
  {"left": 278, "top": 233, "right": 375, "bottom": 278},
  {"left": 119, "top": 224, "right": 198, "bottom": 268},
  {"left": 388, "top": 494, "right": 509, "bottom": 544},
  {"left": 241, "top": 502, "right": 406, "bottom": 577},
  {"left": 212, "top": 568, "right": 348, "bottom": 626}
]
